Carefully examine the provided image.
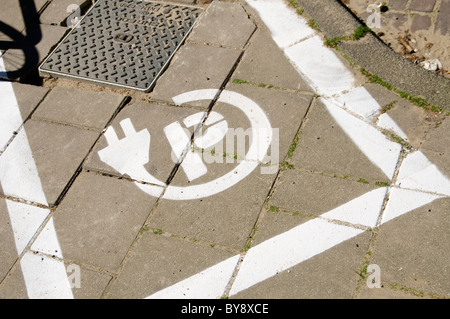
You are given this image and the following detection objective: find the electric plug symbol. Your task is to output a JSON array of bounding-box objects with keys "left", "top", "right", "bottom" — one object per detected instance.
[{"left": 98, "top": 118, "right": 165, "bottom": 186}]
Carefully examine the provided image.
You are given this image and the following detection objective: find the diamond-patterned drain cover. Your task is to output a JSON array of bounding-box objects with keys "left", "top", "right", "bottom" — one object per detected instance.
[{"left": 39, "top": 0, "right": 203, "bottom": 91}]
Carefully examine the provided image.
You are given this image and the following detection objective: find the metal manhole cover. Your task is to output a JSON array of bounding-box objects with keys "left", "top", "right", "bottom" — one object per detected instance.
[{"left": 39, "top": 0, "right": 203, "bottom": 91}]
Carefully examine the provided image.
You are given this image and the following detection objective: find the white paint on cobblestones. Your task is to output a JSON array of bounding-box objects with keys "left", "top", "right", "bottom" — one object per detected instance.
[
  {"left": 322, "top": 98, "right": 402, "bottom": 180},
  {"left": 147, "top": 255, "right": 240, "bottom": 299},
  {"left": 143, "top": 0, "right": 450, "bottom": 298},
  {"left": 0, "top": 56, "right": 73, "bottom": 299}
]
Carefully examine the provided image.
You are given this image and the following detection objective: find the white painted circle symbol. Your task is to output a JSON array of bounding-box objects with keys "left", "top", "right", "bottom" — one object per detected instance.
[{"left": 135, "top": 89, "right": 273, "bottom": 200}]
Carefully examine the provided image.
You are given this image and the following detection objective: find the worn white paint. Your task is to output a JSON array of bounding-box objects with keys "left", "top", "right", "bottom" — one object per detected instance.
[
  {"left": 245, "top": 0, "right": 315, "bottom": 49},
  {"left": 147, "top": 255, "right": 240, "bottom": 299},
  {"left": 323, "top": 98, "right": 402, "bottom": 180},
  {"left": 100, "top": 90, "right": 273, "bottom": 200},
  {"left": 285, "top": 36, "right": 356, "bottom": 96},
  {"left": 0, "top": 56, "right": 73, "bottom": 299},
  {"left": 143, "top": 0, "right": 450, "bottom": 298},
  {"left": 332, "top": 86, "right": 381, "bottom": 120}
]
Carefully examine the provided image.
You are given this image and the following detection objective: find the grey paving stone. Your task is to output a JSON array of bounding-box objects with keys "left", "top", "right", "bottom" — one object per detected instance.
[
  {"left": 269, "top": 169, "right": 377, "bottom": 217},
  {"left": 435, "top": 0, "right": 450, "bottom": 35},
  {"left": 148, "top": 83, "right": 312, "bottom": 249},
  {"left": 409, "top": 0, "right": 437, "bottom": 12},
  {"left": 0, "top": 0, "right": 47, "bottom": 34},
  {"left": 0, "top": 199, "right": 18, "bottom": 282},
  {"left": 388, "top": 0, "right": 409, "bottom": 11},
  {"left": 150, "top": 158, "right": 275, "bottom": 250},
  {"left": 371, "top": 197, "right": 450, "bottom": 297},
  {"left": 44, "top": 171, "right": 158, "bottom": 272},
  {"left": 33, "top": 86, "right": 127, "bottom": 131},
  {"left": 382, "top": 99, "right": 433, "bottom": 148},
  {"left": 39, "top": 0, "right": 91, "bottom": 26},
  {"left": 420, "top": 116, "right": 450, "bottom": 155},
  {"left": 0, "top": 83, "right": 49, "bottom": 151},
  {"left": 232, "top": 30, "right": 313, "bottom": 92},
  {"left": 84, "top": 101, "right": 200, "bottom": 183},
  {"left": 0, "top": 253, "right": 112, "bottom": 299},
  {"left": 1, "top": 24, "right": 67, "bottom": 80},
  {"left": 222, "top": 82, "right": 312, "bottom": 161},
  {"left": 357, "top": 283, "right": 429, "bottom": 298},
  {"left": 410, "top": 14, "right": 432, "bottom": 33},
  {"left": 188, "top": 1, "right": 256, "bottom": 49},
  {"left": 290, "top": 100, "right": 391, "bottom": 183},
  {"left": 11, "top": 82, "right": 49, "bottom": 121},
  {"left": 107, "top": 232, "right": 235, "bottom": 298},
  {"left": 151, "top": 43, "right": 242, "bottom": 109},
  {"left": 0, "top": 119, "right": 100, "bottom": 206},
  {"left": 233, "top": 229, "right": 372, "bottom": 298}
]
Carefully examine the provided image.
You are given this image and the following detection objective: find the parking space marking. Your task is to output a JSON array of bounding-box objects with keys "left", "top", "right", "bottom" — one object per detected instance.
[{"left": 0, "top": 56, "right": 73, "bottom": 298}]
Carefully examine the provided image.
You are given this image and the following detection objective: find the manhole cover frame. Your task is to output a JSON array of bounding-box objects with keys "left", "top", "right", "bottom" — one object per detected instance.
[{"left": 38, "top": 0, "right": 204, "bottom": 92}]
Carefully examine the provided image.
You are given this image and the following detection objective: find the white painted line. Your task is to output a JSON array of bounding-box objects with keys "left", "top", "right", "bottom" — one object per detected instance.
[
  {"left": 322, "top": 98, "right": 402, "bottom": 180},
  {"left": 0, "top": 56, "right": 73, "bottom": 298},
  {"left": 381, "top": 187, "right": 443, "bottom": 224},
  {"left": 143, "top": 1, "right": 450, "bottom": 298},
  {"left": 321, "top": 187, "right": 388, "bottom": 228},
  {"left": 332, "top": 86, "right": 381, "bottom": 120},
  {"left": 284, "top": 36, "right": 356, "bottom": 97},
  {"left": 147, "top": 255, "right": 240, "bottom": 299},
  {"left": 230, "top": 219, "right": 363, "bottom": 296},
  {"left": 5, "top": 199, "right": 50, "bottom": 254},
  {"left": 377, "top": 113, "right": 409, "bottom": 141},
  {"left": 246, "top": 0, "right": 315, "bottom": 49}
]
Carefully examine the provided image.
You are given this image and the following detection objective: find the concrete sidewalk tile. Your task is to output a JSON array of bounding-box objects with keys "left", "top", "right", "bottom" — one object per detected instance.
[
  {"left": 151, "top": 43, "right": 242, "bottom": 109},
  {"left": 12, "top": 120, "right": 98, "bottom": 206},
  {"left": 39, "top": 0, "right": 91, "bottom": 26},
  {"left": 388, "top": 0, "right": 409, "bottom": 11},
  {"left": 85, "top": 101, "right": 199, "bottom": 182},
  {"left": 233, "top": 230, "right": 371, "bottom": 298},
  {"left": 188, "top": 1, "right": 256, "bottom": 49},
  {"left": 222, "top": 82, "right": 312, "bottom": 159},
  {"left": 0, "top": 0, "right": 48, "bottom": 34},
  {"left": 33, "top": 86, "right": 127, "bottom": 131},
  {"left": 371, "top": 198, "right": 450, "bottom": 297},
  {"left": 380, "top": 99, "right": 432, "bottom": 148},
  {"left": 357, "top": 283, "right": 429, "bottom": 298},
  {"left": 107, "top": 232, "right": 235, "bottom": 298},
  {"left": 43, "top": 171, "right": 158, "bottom": 272},
  {"left": 232, "top": 30, "right": 313, "bottom": 92},
  {"left": 290, "top": 100, "right": 391, "bottom": 183},
  {"left": 1, "top": 24, "right": 67, "bottom": 80},
  {"left": 435, "top": 0, "right": 450, "bottom": 35},
  {"left": 0, "top": 199, "right": 18, "bottom": 282},
  {"left": 420, "top": 116, "right": 450, "bottom": 155},
  {"left": 0, "top": 254, "right": 112, "bottom": 299},
  {"left": 409, "top": 0, "right": 437, "bottom": 12},
  {"left": 11, "top": 82, "right": 50, "bottom": 122},
  {"left": 150, "top": 159, "right": 275, "bottom": 250},
  {"left": 410, "top": 14, "right": 432, "bottom": 33},
  {"left": 269, "top": 169, "right": 377, "bottom": 217}
]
